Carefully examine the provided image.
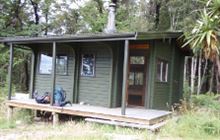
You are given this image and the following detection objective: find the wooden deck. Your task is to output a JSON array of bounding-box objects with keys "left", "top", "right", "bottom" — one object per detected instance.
[{"left": 6, "top": 99, "right": 171, "bottom": 126}]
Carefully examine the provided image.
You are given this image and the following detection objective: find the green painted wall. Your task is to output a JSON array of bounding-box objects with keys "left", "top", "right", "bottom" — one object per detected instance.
[
  {"left": 32, "top": 40, "right": 184, "bottom": 109},
  {"left": 78, "top": 42, "right": 112, "bottom": 107},
  {"left": 151, "top": 39, "right": 184, "bottom": 110},
  {"left": 152, "top": 40, "right": 173, "bottom": 110},
  {"left": 34, "top": 44, "right": 74, "bottom": 102},
  {"left": 171, "top": 46, "right": 184, "bottom": 104},
  {"left": 111, "top": 42, "right": 124, "bottom": 107}
]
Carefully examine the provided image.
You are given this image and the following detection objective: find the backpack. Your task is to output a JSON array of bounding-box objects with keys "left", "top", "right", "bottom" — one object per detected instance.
[
  {"left": 54, "top": 86, "right": 71, "bottom": 107},
  {"left": 34, "top": 87, "right": 71, "bottom": 107},
  {"left": 54, "top": 87, "right": 65, "bottom": 105},
  {"left": 34, "top": 91, "right": 50, "bottom": 104}
]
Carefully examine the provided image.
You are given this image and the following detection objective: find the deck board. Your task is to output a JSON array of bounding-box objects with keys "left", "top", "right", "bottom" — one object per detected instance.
[{"left": 6, "top": 99, "right": 171, "bottom": 125}]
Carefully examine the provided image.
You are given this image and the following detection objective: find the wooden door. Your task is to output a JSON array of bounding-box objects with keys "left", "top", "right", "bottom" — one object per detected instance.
[{"left": 127, "top": 49, "right": 147, "bottom": 106}]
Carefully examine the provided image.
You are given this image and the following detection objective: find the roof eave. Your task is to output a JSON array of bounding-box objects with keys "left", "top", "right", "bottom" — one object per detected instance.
[
  {"left": 1, "top": 33, "right": 137, "bottom": 44},
  {"left": 136, "top": 31, "right": 183, "bottom": 40}
]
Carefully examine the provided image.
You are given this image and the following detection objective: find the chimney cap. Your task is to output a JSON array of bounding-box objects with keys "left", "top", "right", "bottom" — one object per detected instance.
[{"left": 109, "top": 3, "right": 116, "bottom": 7}]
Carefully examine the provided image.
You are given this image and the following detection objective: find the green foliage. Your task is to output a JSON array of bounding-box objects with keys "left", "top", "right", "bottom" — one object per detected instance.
[
  {"left": 161, "top": 94, "right": 220, "bottom": 139},
  {"left": 116, "top": 3, "right": 153, "bottom": 32},
  {"left": 79, "top": 0, "right": 107, "bottom": 33},
  {"left": 0, "top": 119, "right": 16, "bottom": 129},
  {"left": 0, "top": 44, "right": 9, "bottom": 87},
  {"left": 191, "top": 94, "right": 220, "bottom": 110},
  {"left": 161, "top": 111, "right": 220, "bottom": 139},
  {"left": 0, "top": 93, "right": 33, "bottom": 130},
  {"left": 15, "top": 109, "right": 34, "bottom": 124},
  {"left": 45, "top": 134, "right": 108, "bottom": 140},
  {"left": 0, "top": 93, "right": 16, "bottom": 129},
  {"left": 183, "top": 82, "right": 191, "bottom": 101},
  {"left": 183, "top": 0, "right": 220, "bottom": 61},
  {"left": 158, "top": 4, "right": 171, "bottom": 30}
]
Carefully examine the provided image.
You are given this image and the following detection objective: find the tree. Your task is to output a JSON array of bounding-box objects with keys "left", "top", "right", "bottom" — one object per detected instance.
[{"left": 183, "top": 0, "right": 220, "bottom": 93}]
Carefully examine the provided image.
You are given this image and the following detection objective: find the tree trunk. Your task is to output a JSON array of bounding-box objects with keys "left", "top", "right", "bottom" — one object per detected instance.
[
  {"left": 191, "top": 56, "right": 197, "bottom": 94},
  {"left": 20, "top": 59, "right": 28, "bottom": 91},
  {"left": 30, "top": 0, "right": 39, "bottom": 25},
  {"left": 183, "top": 56, "right": 188, "bottom": 83},
  {"left": 216, "top": 69, "right": 220, "bottom": 94},
  {"left": 209, "top": 65, "right": 214, "bottom": 93},
  {"left": 155, "top": 2, "right": 161, "bottom": 29},
  {"left": 44, "top": 13, "right": 48, "bottom": 35},
  {"left": 214, "top": 56, "right": 220, "bottom": 93},
  {"left": 197, "top": 52, "right": 202, "bottom": 95},
  {"left": 198, "top": 59, "right": 208, "bottom": 93},
  {"left": 215, "top": 56, "right": 220, "bottom": 77}
]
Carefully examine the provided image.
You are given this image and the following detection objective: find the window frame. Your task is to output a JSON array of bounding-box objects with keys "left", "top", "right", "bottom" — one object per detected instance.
[
  {"left": 80, "top": 53, "right": 96, "bottom": 77},
  {"left": 156, "top": 59, "right": 168, "bottom": 83},
  {"left": 38, "top": 52, "right": 68, "bottom": 76},
  {"left": 129, "top": 72, "right": 144, "bottom": 86},
  {"left": 130, "top": 56, "right": 145, "bottom": 65}
]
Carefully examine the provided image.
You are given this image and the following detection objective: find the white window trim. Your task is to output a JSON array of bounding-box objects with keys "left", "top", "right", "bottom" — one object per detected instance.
[
  {"left": 164, "top": 63, "right": 168, "bottom": 82},
  {"left": 157, "top": 60, "right": 168, "bottom": 82}
]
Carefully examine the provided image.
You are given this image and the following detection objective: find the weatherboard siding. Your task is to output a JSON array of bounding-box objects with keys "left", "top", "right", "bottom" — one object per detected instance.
[
  {"left": 111, "top": 42, "right": 124, "bottom": 108},
  {"left": 171, "top": 47, "right": 184, "bottom": 104},
  {"left": 78, "top": 43, "right": 112, "bottom": 107},
  {"left": 153, "top": 40, "right": 172, "bottom": 110},
  {"left": 34, "top": 45, "right": 74, "bottom": 102}
]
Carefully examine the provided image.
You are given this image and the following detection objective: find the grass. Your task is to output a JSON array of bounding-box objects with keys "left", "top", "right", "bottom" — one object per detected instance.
[
  {"left": 0, "top": 93, "right": 148, "bottom": 139},
  {"left": 0, "top": 93, "right": 220, "bottom": 140},
  {"left": 160, "top": 111, "right": 220, "bottom": 140},
  {"left": 160, "top": 93, "right": 220, "bottom": 140},
  {"left": 0, "top": 121, "right": 150, "bottom": 140},
  {"left": 191, "top": 94, "right": 220, "bottom": 110}
]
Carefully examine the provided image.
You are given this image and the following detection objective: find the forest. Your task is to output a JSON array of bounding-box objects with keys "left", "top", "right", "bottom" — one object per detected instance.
[
  {"left": 0, "top": 0, "right": 216, "bottom": 95},
  {"left": 0, "top": 0, "right": 220, "bottom": 139}
]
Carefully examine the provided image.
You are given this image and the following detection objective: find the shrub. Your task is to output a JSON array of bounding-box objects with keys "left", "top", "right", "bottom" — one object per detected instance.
[
  {"left": 191, "top": 94, "right": 220, "bottom": 110},
  {"left": 161, "top": 111, "right": 220, "bottom": 139},
  {"left": 161, "top": 94, "right": 220, "bottom": 139}
]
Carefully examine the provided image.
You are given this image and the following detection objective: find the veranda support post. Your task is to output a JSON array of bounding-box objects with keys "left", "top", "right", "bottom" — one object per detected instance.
[
  {"left": 29, "top": 50, "right": 35, "bottom": 98},
  {"left": 121, "top": 40, "right": 129, "bottom": 115},
  {"left": 8, "top": 43, "right": 13, "bottom": 100},
  {"left": 51, "top": 42, "right": 56, "bottom": 105}
]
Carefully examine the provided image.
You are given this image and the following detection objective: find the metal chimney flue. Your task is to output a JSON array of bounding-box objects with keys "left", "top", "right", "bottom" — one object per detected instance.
[{"left": 104, "top": 3, "right": 117, "bottom": 33}]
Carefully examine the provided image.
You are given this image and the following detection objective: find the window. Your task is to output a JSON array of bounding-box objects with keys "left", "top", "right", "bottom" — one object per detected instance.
[
  {"left": 130, "top": 56, "right": 145, "bottom": 64},
  {"left": 81, "top": 54, "right": 95, "bottom": 77},
  {"left": 39, "top": 53, "right": 68, "bottom": 75},
  {"left": 129, "top": 72, "right": 144, "bottom": 85},
  {"left": 56, "top": 56, "right": 68, "bottom": 75},
  {"left": 157, "top": 59, "right": 168, "bottom": 82}
]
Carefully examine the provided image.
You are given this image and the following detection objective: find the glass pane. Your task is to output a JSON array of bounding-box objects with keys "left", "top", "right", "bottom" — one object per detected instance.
[
  {"left": 157, "top": 61, "right": 161, "bottom": 81},
  {"left": 56, "top": 56, "right": 68, "bottom": 75},
  {"left": 81, "top": 54, "right": 95, "bottom": 77},
  {"left": 129, "top": 72, "right": 135, "bottom": 85},
  {"left": 130, "top": 56, "right": 145, "bottom": 64},
  {"left": 39, "top": 53, "right": 68, "bottom": 75},
  {"left": 162, "top": 63, "right": 168, "bottom": 82},
  {"left": 39, "top": 54, "right": 52, "bottom": 74},
  {"left": 156, "top": 59, "right": 168, "bottom": 82},
  {"left": 134, "top": 72, "right": 144, "bottom": 85}
]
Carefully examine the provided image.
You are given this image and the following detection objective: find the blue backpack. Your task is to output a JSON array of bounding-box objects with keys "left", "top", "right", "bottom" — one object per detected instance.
[
  {"left": 54, "top": 87, "right": 66, "bottom": 106},
  {"left": 34, "top": 87, "right": 71, "bottom": 106}
]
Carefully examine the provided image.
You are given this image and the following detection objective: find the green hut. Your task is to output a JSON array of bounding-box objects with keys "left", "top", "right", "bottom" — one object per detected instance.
[{"left": 2, "top": 31, "right": 186, "bottom": 114}]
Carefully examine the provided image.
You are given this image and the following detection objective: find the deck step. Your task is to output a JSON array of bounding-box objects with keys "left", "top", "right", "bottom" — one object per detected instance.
[{"left": 85, "top": 118, "right": 168, "bottom": 131}]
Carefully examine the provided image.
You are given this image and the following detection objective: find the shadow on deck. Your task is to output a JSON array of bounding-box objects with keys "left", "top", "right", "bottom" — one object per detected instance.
[{"left": 6, "top": 98, "right": 171, "bottom": 129}]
